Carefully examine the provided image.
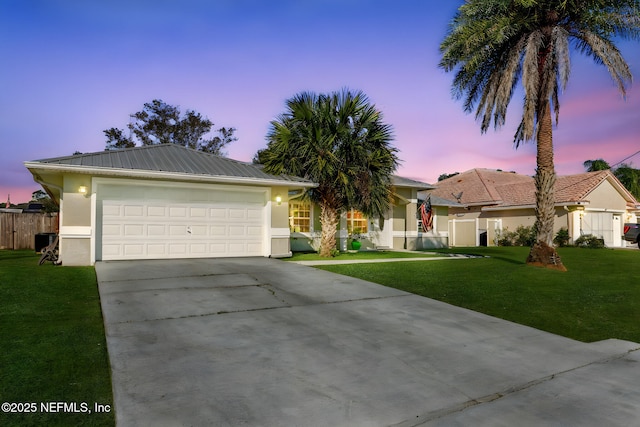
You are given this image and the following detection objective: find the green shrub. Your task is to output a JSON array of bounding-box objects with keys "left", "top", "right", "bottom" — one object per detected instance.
[
  {"left": 514, "top": 225, "right": 536, "bottom": 246},
  {"left": 553, "top": 227, "right": 570, "bottom": 247},
  {"left": 495, "top": 226, "right": 535, "bottom": 247},
  {"left": 574, "top": 234, "right": 605, "bottom": 248}
]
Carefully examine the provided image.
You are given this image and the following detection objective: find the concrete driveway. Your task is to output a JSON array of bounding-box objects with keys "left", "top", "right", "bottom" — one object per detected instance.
[{"left": 96, "top": 257, "right": 640, "bottom": 426}]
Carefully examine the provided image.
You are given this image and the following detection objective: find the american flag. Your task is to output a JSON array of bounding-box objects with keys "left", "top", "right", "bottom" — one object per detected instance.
[{"left": 420, "top": 196, "right": 433, "bottom": 232}]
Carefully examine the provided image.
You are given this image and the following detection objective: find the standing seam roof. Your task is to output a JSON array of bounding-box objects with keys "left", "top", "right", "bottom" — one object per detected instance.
[{"left": 31, "top": 144, "right": 313, "bottom": 184}]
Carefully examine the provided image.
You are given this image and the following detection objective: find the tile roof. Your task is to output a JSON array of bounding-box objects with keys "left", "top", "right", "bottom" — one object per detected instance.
[
  {"left": 430, "top": 169, "right": 531, "bottom": 205},
  {"left": 29, "top": 144, "right": 313, "bottom": 185},
  {"left": 431, "top": 168, "right": 637, "bottom": 208}
]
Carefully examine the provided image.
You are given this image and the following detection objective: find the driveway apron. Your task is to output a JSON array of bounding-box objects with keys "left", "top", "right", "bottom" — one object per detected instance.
[{"left": 96, "top": 258, "right": 640, "bottom": 426}]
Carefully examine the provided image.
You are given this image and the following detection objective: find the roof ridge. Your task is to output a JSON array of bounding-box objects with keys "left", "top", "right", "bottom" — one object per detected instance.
[
  {"left": 557, "top": 170, "right": 610, "bottom": 201},
  {"left": 475, "top": 169, "right": 504, "bottom": 202}
]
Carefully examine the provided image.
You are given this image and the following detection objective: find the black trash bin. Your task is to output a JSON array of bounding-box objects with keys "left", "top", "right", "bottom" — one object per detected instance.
[{"left": 35, "top": 233, "right": 57, "bottom": 253}]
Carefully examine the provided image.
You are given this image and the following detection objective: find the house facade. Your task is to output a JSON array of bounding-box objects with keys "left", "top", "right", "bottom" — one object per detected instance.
[
  {"left": 25, "top": 144, "right": 315, "bottom": 266},
  {"left": 290, "top": 176, "right": 455, "bottom": 252},
  {"left": 427, "top": 168, "right": 639, "bottom": 247}
]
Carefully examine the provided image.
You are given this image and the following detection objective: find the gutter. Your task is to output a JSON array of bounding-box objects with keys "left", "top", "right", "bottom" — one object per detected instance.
[{"left": 24, "top": 162, "right": 317, "bottom": 189}]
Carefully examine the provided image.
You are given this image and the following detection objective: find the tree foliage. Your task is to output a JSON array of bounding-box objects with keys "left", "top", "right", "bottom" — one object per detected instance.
[
  {"left": 438, "top": 172, "right": 460, "bottom": 182},
  {"left": 258, "top": 89, "right": 398, "bottom": 257},
  {"left": 31, "top": 190, "right": 59, "bottom": 213},
  {"left": 583, "top": 158, "right": 640, "bottom": 200},
  {"left": 104, "top": 99, "right": 237, "bottom": 155},
  {"left": 614, "top": 163, "right": 640, "bottom": 200},
  {"left": 583, "top": 159, "right": 611, "bottom": 171},
  {"left": 440, "top": 0, "right": 639, "bottom": 269}
]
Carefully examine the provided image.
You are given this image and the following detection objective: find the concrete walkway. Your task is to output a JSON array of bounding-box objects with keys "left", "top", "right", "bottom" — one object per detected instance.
[
  {"left": 291, "top": 253, "right": 477, "bottom": 266},
  {"left": 96, "top": 257, "right": 640, "bottom": 426}
]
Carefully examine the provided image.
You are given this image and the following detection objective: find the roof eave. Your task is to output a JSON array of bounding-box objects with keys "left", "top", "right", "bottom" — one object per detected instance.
[
  {"left": 24, "top": 162, "right": 317, "bottom": 188},
  {"left": 482, "top": 201, "right": 591, "bottom": 211}
]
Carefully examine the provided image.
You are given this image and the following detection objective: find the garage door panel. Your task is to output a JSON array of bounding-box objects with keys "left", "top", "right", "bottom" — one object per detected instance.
[
  {"left": 191, "top": 225, "right": 207, "bottom": 235},
  {"left": 190, "top": 207, "right": 207, "bottom": 217},
  {"left": 147, "top": 244, "right": 166, "bottom": 256},
  {"left": 124, "top": 205, "right": 144, "bottom": 216},
  {"left": 210, "top": 226, "right": 226, "bottom": 236},
  {"left": 147, "top": 206, "right": 166, "bottom": 216},
  {"left": 170, "top": 207, "right": 187, "bottom": 217},
  {"left": 229, "top": 209, "right": 246, "bottom": 219},
  {"left": 210, "top": 208, "right": 226, "bottom": 218},
  {"left": 100, "top": 191, "right": 265, "bottom": 260},
  {"left": 148, "top": 225, "right": 166, "bottom": 236},
  {"left": 247, "top": 226, "right": 262, "bottom": 236},
  {"left": 124, "top": 244, "right": 144, "bottom": 256},
  {"left": 103, "top": 205, "right": 121, "bottom": 216},
  {"left": 169, "top": 225, "right": 187, "bottom": 235},
  {"left": 124, "top": 224, "right": 144, "bottom": 236},
  {"left": 169, "top": 243, "right": 187, "bottom": 255},
  {"left": 229, "top": 225, "right": 245, "bottom": 236},
  {"left": 103, "top": 224, "right": 121, "bottom": 237},
  {"left": 103, "top": 244, "right": 121, "bottom": 257}
]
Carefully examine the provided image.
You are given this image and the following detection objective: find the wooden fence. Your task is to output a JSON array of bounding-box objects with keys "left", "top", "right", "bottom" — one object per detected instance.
[{"left": 0, "top": 212, "right": 59, "bottom": 250}]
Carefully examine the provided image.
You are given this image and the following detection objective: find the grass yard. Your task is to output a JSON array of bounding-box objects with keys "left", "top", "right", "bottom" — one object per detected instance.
[
  {"left": 287, "top": 250, "right": 441, "bottom": 261},
  {"left": 0, "top": 250, "right": 114, "bottom": 427},
  {"left": 315, "top": 246, "right": 640, "bottom": 343}
]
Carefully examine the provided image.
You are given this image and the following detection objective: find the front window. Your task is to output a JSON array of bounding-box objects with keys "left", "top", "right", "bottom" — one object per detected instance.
[
  {"left": 347, "top": 209, "right": 368, "bottom": 234},
  {"left": 289, "top": 202, "right": 311, "bottom": 232}
]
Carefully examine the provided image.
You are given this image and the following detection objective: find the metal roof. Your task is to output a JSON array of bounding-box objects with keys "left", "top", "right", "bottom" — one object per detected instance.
[
  {"left": 391, "top": 175, "right": 434, "bottom": 190},
  {"left": 30, "top": 144, "right": 314, "bottom": 185}
]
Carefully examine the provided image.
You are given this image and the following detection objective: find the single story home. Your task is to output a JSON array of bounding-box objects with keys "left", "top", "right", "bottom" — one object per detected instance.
[
  {"left": 25, "top": 144, "right": 453, "bottom": 266},
  {"left": 25, "top": 144, "right": 316, "bottom": 266},
  {"left": 427, "top": 168, "right": 640, "bottom": 247},
  {"left": 289, "top": 176, "right": 456, "bottom": 253}
]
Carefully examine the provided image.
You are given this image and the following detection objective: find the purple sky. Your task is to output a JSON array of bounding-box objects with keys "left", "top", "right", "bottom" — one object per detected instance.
[{"left": 2, "top": 0, "right": 639, "bottom": 204}]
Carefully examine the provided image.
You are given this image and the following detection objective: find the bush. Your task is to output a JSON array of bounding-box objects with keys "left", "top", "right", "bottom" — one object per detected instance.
[
  {"left": 514, "top": 225, "right": 536, "bottom": 246},
  {"left": 553, "top": 227, "right": 570, "bottom": 247},
  {"left": 574, "top": 234, "right": 605, "bottom": 249},
  {"left": 495, "top": 226, "right": 535, "bottom": 247}
]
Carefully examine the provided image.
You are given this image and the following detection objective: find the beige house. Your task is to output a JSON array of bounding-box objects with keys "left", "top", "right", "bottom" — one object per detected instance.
[
  {"left": 25, "top": 144, "right": 315, "bottom": 266},
  {"left": 290, "top": 176, "right": 456, "bottom": 252},
  {"left": 427, "top": 168, "right": 639, "bottom": 247}
]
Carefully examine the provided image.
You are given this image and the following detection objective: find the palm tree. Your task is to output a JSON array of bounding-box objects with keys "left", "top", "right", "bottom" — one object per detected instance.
[
  {"left": 440, "top": 0, "right": 639, "bottom": 270},
  {"left": 614, "top": 163, "right": 640, "bottom": 200},
  {"left": 584, "top": 159, "right": 611, "bottom": 172},
  {"left": 260, "top": 89, "right": 398, "bottom": 257}
]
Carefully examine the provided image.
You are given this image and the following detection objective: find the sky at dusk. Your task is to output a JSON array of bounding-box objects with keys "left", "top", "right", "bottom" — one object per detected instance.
[{"left": 1, "top": 0, "right": 639, "bottom": 203}]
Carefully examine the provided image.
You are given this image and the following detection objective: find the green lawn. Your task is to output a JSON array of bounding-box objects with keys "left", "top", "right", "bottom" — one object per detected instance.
[
  {"left": 315, "top": 246, "right": 640, "bottom": 343},
  {"left": 0, "top": 250, "right": 114, "bottom": 427}
]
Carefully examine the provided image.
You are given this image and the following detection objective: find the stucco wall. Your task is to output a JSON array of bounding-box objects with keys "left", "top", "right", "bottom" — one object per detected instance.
[
  {"left": 59, "top": 174, "right": 93, "bottom": 266},
  {"left": 60, "top": 237, "right": 91, "bottom": 266},
  {"left": 585, "top": 180, "right": 628, "bottom": 211},
  {"left": 61, "top": 174, "right": 92, "bottom": 227}
]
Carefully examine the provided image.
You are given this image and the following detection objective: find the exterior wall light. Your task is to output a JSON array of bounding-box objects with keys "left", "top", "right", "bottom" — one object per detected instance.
[
  {"left": 78, "top": 186, "right": 87, "bottom": 194},
  {"left": 275, "top": 195, "right": 282, "bottom": 205}
]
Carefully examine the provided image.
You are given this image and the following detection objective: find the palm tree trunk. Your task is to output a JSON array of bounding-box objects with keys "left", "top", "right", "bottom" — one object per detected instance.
[
  {"left": 319, "top": 203, "right": 339, "bottom": 257},
  {"left": 527, "top": 103, "right": 566, "bottom": 271}
]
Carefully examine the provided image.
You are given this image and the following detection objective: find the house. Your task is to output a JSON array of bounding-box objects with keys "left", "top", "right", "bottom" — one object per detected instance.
[
  {"left": 24, "top": 144, "right": 315, "bottom": 266},
  {"left": 427, "top": 168, "right": 640, "bottom": 247},
  {"left": 290, "top": 176, "right": 456, "bottom": 252}
]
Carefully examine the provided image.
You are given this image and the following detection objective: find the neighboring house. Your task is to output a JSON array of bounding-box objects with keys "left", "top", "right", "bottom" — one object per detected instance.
[
  {"left": 428, "top": 168, "right": 640, "bottom": 247},
  {"left": 290, "top": 176, "right": 457, "bottom": 252},
  {"left": 24, "top": 144, "right": 315, "bottom": 266}
]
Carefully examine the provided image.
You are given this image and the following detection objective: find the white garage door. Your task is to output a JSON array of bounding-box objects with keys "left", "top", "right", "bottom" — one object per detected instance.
[{"left": 99, "top": 184, "right": 266, "bottom": 260}]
